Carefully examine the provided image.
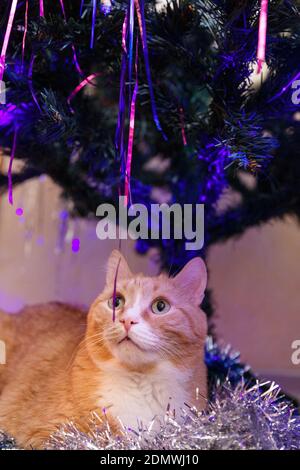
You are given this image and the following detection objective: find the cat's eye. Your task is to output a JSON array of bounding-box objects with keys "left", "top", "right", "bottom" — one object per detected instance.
[
  {"left": 151, "top": 298, "right": 170, "bottom": 315},
  {"left": 108, "top": 295, "right": 125, "bottom": 310}
]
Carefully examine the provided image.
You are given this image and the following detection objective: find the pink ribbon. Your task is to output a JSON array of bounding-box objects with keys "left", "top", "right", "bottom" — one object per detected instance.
[
  {"left": 39, "top": 0, "right": 44, "bottom": 17},
  {"left": 67, "top": 72, "right": 101, "bottom": 112},
  {"left": 124, "top": 76, "right": 138, "bottom": 206},
  {"left": 179, "top": 107, "right": 187, "bottom": 146},
  {"left": 257, "top": 0, "right": 268, "bottom": 74},
  {"left": 0, "top": 0, "right": 18, "bottom": 82}
]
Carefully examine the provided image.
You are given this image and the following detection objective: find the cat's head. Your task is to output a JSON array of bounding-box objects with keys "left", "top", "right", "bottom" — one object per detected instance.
[{"left": 87, "top": 250, "right": 207, "bottom": 369}]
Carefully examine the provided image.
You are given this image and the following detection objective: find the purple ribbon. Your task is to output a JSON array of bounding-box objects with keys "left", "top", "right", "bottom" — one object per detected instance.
[{"left": 90, "top": 0, "right": 97, "bottom": 49}]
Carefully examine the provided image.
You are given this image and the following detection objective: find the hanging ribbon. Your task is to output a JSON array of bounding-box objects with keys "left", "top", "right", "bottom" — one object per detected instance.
[
  {"left": 80, "top": 0, "right": 84, "bottom": 17},
  {"left": 128, "top": 0, "right": 135, "bottom": 94},
  {"left": 124, "top": 40, "right": 139, "bottom": 206},
  {"left": 115, "top": 2, "right": 168, "bottom": 207},
  {"left": 39, "top": 0, "right": 45, "bottom": 17},
  {"left": 90, "top": 0, "right": 97, "bottom": 49},
  {"left": 8, "top": 126, "right": 18, "bottom": 206},
  {"left": 67, "top": 72, "right": 101, "bottom": 112},
  {"left": 0, "top": 0, "right": 19, "bottom": 82},
  {"left": 115, "top": 11, "right": 129, "bottom": 181},
  {"left": 257, "top": 0, "right": 268, "bottom": 74},
  {"left": 28, "top": 54, "right": 42, "bottom": 112},
  {"left": 21, "top": 0, "right": 29, "bottom": 71},
  {"left": 179, "top": 107, "right": 187, "bottom": 146},
  {"left": 59, "top": 0, "right": 66, "bottom": 18},
  {"left": 134, "top": 0, "right": 166, "bottom": 140},
  {"left": 58, "top": 0, "right": 83, "bottom": 75}
]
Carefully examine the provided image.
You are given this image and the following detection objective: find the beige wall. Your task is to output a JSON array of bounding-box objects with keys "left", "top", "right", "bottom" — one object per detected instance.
[
  {"left": 208, "top": 220, "right": 300, "bottom": 399},
  {"left": 0, "top": 176, "right": 299, "bottom": 397}
]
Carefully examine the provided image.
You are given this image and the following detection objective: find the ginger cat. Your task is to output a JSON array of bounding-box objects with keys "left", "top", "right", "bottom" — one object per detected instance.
[{"left": 0, "top": 250, "right": 207, "bottom": 449}]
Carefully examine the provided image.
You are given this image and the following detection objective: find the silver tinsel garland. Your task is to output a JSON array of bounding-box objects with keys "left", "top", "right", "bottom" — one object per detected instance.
[
  {"left": 44, "top": 381, "right": 300, "bottom": 450},
  {"left": 0, "top": 339, "right": 299, "bottom": 450}
]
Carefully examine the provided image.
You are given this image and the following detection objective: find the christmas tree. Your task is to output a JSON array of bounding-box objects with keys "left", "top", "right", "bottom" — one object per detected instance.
[{"left": 0, "top": 0, "right": 299, "bottom": 316}]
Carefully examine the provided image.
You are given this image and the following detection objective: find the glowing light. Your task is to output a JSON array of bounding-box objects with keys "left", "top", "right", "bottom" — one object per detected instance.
[
  {"left": 15, "top": 207, "right": 23, "bottom": 216},
  {"left": 72, "top": 238, "right": 80, "bottom": 253}
]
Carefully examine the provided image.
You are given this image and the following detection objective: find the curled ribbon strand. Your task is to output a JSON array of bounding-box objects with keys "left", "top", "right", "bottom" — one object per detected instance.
[{"left": 67, "top": 72, "right": 101, "bottom": 112}]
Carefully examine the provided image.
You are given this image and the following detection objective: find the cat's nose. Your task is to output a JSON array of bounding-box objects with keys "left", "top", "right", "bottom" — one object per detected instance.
[{"left": 119, "top": 318, "right": 138, "bottom": 333}]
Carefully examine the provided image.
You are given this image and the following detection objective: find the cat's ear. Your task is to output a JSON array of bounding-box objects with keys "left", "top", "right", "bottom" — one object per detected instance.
[
  {"left": 174, "top": 257, "right": 207, "bottom": 304},
  {"left": 106, "top": 250, "right": 133, "bottom": 285}
]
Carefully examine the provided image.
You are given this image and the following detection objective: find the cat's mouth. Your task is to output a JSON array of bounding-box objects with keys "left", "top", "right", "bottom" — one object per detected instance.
[{"left": 118, "top": 335, "right": 143, "bottom": 350}]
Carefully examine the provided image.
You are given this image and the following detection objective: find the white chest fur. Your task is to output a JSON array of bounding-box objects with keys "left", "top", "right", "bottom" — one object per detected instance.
[{"left": 98, "top": 362, "right": 190, "bottom": 429}]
